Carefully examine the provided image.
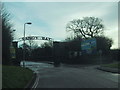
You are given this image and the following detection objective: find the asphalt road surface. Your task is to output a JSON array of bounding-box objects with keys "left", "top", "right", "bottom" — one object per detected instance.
[{"left": 21, "top": 61, "right": 119, "bottom": 88}]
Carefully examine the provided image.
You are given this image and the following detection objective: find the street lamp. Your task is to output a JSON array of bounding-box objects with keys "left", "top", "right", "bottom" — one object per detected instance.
[
  {"left": 10, "top": 29, "right": 16, "bottom": 41},
  {"left": 12, "top": 29, "right": 16, "bottom": 32},
  {"left": 23, "top": 22, "right": 32, "bottom": 67},
  {"left": 10, "top": 29, "right": 16, "bottom": 33}
]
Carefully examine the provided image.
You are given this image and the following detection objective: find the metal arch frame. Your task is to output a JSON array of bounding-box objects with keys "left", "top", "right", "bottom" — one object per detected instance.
[
  {"left": 18, "top": 36, "right": 54, "bottom": 42},
  {"left": 17, "top": 36, "right": 54, "bottom": 67}
]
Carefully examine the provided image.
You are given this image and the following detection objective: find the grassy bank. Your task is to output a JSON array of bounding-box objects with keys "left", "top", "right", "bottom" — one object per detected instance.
[
  {"left": 2, "top": 65, "right": 33, "bottom": 88},
  {"left": 103, "top": 62, "right": 120, "bottom": 69}
]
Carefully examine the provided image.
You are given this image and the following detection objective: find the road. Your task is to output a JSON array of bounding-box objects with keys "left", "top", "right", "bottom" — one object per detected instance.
[{"left": 21, "top": 61, "right": 119, "bottom": 88}]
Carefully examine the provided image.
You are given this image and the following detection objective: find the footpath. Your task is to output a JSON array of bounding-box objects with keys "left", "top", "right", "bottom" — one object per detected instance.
[{"left": 97, "top": 65, "right": 119, "bottom": 74}]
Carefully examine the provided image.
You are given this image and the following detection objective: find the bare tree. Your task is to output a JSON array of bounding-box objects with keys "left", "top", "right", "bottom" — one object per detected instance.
[
  {"left": 27, "top": 39, "right": 38, "bottom": 50},
  {"left": 19, "top": 40, "right": 38, "bottom": 53},
  {"left": 66, "top": 17, "right": 104, "bottom": 39},
  {"left": 41, "top": 41, "right": 53, "bottom": 48}
]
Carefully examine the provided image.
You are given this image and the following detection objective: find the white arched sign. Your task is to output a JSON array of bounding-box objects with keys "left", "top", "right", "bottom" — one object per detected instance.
[{"left": 19, "top": 36, "right": 53, "bottom": 41}]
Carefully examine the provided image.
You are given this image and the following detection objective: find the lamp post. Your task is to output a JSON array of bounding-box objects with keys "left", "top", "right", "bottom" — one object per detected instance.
[
  {"left": 23, "top": 22, "right": 32, "bottom": 67},
  {"left": 10, "top": 29, "right": 16, "bottom": 33},
  {"left": 10, "top": 29, "right": 16, "bottom": 40}
]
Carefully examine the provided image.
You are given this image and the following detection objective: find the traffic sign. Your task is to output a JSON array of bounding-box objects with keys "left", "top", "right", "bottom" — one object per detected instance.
[
  {"left": 10, "top": 45, "right": 16, "bottom": 59},
  {"left": 81, "top": 38, "right": 97, "bottom": 54}
]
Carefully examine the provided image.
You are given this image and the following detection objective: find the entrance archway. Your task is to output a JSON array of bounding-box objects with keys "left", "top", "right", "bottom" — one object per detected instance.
[{"left": 18, "top": 36, "right": 54, "bottom": 62}]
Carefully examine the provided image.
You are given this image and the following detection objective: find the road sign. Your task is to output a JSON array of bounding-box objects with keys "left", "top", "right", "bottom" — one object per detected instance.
[
  {"left": 81, "top": 38, "right": 97, "bottom": 54},
  {"left": 99, "top": 50, "right": 102, "bottom": 54},
  {"left": 10, "top": 45, "right": 16, "bottom": 59}
]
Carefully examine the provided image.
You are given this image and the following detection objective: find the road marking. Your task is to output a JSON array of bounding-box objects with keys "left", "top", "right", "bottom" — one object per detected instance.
[
  {"left": 31, "top": 73, "right": 39, "bottom": 90},
  {"left": 34, "top": 76, "right": 39, "bottom": 89}
]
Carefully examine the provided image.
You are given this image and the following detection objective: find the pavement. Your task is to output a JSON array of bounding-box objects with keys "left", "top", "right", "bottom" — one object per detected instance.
[
  {"left": 97, "top": 66, "right": 119, "bottom": 74},
  {"left": 21, "top": 61, "right": 119, "bottom": 88}
]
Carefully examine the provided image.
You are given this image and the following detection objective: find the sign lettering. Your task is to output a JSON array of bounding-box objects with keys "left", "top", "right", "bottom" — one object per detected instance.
[{"left": 21, "top": 36, "right": 53, "bottom": 41}]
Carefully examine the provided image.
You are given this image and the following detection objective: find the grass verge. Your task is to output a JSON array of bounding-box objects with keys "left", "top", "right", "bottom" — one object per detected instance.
[
  {"left": 2, "top": 65, "right": 33, "bottom": 88},
  {"left": 103, "top": 62, "right": 120, "bottom": 69}
]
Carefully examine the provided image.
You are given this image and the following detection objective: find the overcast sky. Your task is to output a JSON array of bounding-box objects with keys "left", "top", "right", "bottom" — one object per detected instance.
[{"left": 3, "top": 2, "right": 118, "bottom": 49}]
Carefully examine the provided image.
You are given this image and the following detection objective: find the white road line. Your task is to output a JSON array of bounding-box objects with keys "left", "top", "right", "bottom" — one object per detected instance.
[
  {"left": 31, "top": 73, "right": 39, "bottom": 90},
  {"left": 34, "top": 76, "right": 40, "bottom": 89}
]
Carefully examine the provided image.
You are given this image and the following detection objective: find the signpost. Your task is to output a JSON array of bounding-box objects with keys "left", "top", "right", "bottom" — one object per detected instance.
[
  {"left": 81, "top": 38, "right": 97, "bottom": 54},
  {"left": 10, "top": 45, "right": 16, "bottom": 59},
  {"left": 99, "top": 50, "right": 102, "bottom": 66}
]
